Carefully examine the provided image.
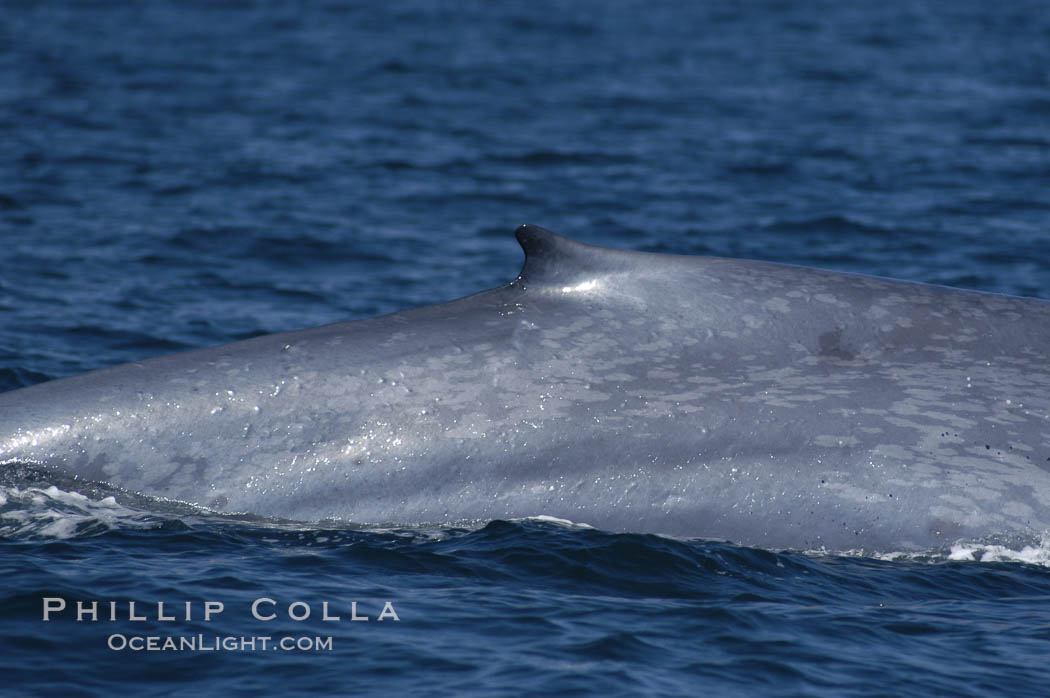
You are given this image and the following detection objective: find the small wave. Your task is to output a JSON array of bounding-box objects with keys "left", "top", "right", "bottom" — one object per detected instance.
[
  {"left": 513, "top": 515, "right": 595, "bottom": 530},
  {"left": 758, "top": 213, "right": 901, "bottom": 238},
  {"left": 0, "top": 367, "right": 53, "bottom": 391},
  {"left": 816, "top": 534, "right": 1050, "bottom": 566},
  {"left": 490, "top": 149, "right": 637, "bottom": 166},
  {"left": 947, "top": 537, "right": 1050, "bottom": 565},
  {"left": 0, "top": 485, "right": 160, "bottom": 540}
]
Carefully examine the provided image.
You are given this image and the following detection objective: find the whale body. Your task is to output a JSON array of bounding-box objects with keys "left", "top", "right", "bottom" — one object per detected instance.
[{"left": 2, "top": 225, "right": 1050, "bottom": 551}]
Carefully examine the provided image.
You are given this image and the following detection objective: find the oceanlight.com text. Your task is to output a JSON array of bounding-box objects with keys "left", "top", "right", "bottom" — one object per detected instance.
[{"left": 107, "top": 634, "right": 334, "bottom": 652}]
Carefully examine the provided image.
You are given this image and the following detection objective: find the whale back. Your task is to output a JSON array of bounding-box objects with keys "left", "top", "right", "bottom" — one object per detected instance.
[{"left": 2, "top": 225, "right": 1050, "bottom": 550}]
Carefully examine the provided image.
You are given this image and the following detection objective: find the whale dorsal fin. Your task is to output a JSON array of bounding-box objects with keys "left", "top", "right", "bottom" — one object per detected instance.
[{"left": 514, "top": 224, "right": 635, "bottom": 288}]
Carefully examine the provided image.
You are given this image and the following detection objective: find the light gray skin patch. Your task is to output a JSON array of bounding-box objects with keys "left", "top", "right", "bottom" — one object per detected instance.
[{"left": 2, "top": 225, "right": 1049, "bottom": 552}]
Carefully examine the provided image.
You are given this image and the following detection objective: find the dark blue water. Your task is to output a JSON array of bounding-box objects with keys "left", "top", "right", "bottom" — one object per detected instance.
[{"left": 2, "top": 1, "right": 1049, "bottom": 695}]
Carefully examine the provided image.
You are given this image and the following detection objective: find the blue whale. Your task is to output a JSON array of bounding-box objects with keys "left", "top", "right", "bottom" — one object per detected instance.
[{"left": 2, "top": 225, "right": 1050, "bottom": 551}]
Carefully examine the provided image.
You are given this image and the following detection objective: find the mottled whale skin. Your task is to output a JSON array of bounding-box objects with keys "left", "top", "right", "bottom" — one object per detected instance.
[{"left": 2, "top": 225, "right": 1050, "bottom": 551}]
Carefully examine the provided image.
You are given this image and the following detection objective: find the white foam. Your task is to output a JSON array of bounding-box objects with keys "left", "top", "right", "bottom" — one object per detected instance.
[
  {"left": 0, "top": 484, "right": 159, "bottom": 540},
  {"left": 518, "top": 515, "right": 595, "bottom": 530},
  {"left": 804, "top": 534, "right": 1050, "bottom": 566},
  {"left": 947, "top": 536, "right": 1050, "bottom": 565}
]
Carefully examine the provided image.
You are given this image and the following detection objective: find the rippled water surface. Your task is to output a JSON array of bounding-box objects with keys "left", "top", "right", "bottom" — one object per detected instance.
[{"left": 2, "top": 0, "right": 1049, "bottom": 695}]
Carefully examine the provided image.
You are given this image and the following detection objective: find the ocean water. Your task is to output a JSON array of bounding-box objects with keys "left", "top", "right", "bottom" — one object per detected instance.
[{"left": 2, "top": 0, "right": 1049, "bottom": 695}]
